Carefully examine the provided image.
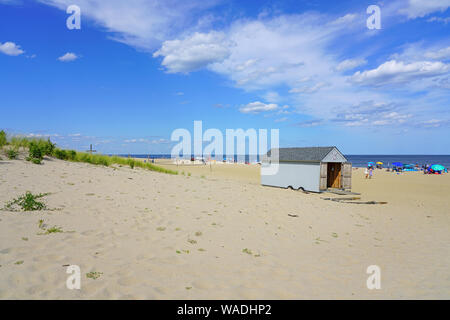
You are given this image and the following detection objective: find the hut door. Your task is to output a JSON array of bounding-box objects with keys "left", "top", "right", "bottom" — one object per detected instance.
[
  {"left": 327, "top": 163, "right": 341, "bottom": 188},
  {"left": 341, "top": 162, "right": 352, "bottom": 189}
]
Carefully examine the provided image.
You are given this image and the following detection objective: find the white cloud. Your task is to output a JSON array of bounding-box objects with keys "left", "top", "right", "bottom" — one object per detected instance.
[
  {"left": 58, "top": 52, "right": 79, "bottom": 62},
  {"left": 419, "top": 119, "right": 449, "bottom": 128},
  {"left": 350, "top": 60, "right": 450, "bottom": 86},
  {"left": 294, "top": 120, "right": 323, "bottom": 127},
  {"left": 330, "top": 13, "right": 357, "bottom": 25},
  {"left": 331, "top": 101, "right": 413, "bottom": 127},
  {"left": 153, "top": 31, "right": 230, "bottom": 73},
  {"left": 155, "top": 13, "right": 354, "bottom": 91},
  {"left": 427, "top": 16, "right": 450, "bottom": 24},
  {"left": 0, "top": 41, "right": 24, "bottom": 56},
  {"left": 398, "top": 0, "right": 450, "bottom": 19},
  {"left": 124, "top": 138, "right": 170, "bottom": 144},
  {"left": 289, "top": 82, "right": 329, "bottom": 94},
  {"left": 335, "top": 58, "right": 367, "bottom": 72},
  {"left": 39, "top": 0, "right": 221, "bottom": 50},
  {"left": 390, "top": 43, "right": 450, "bottom": 63},
  {"left": 239, "top": 101, "right": 278, "bottom": 114},
  {"left": 262, "top": 91, "right": 281, "bottom": 103},
  {"left": 424, "top": 46, "right": 450, "bottom": 60}
]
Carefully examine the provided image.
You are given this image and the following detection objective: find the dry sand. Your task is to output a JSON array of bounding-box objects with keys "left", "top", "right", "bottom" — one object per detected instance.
[{"left": 0, "top": 156, "right": 449, "bottom": 299}]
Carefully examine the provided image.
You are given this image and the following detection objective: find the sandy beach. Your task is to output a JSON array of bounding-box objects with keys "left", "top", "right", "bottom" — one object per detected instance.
[{"left": 0, "top": 156, "right": 449, "bottom": 299}]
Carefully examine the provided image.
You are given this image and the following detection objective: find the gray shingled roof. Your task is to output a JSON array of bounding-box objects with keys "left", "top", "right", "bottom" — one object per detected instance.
[{"left": 265, "top": 147, "right": 336, "bottom": 162}]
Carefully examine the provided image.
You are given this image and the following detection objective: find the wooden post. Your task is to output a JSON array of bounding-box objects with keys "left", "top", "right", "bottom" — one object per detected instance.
[{"left": 86, "top": 144, "right": 97, "bottom": 154}]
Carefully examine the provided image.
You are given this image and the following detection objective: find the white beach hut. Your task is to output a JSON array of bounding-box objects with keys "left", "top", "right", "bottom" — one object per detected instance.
[{"left": 261, "top": 146, "right": 352, "bottom": 192}]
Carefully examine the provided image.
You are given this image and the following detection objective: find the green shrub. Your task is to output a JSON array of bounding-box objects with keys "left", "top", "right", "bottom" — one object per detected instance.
[
  {"left": 31, "top": 158, "right": 41, "bottom": 165},
  {"left": 42, "top": 138, "right": 55, "bottom": 156},
  {"left": 67, "top": 150, "right": 77, "bottom": 160},
  {"left": 53, "top": 148, "right": 68, "bottom": 160},
  {"left": 0, "top": 130, "right": 6, "bottom": 147},
  {"left": 28, "top": 141, "right": 43, "bottom": 160},
  {"left": 6, "top": 148, "right": 18, "bottom": 159}
]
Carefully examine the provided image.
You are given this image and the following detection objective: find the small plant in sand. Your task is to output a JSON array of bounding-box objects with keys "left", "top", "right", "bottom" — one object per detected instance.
[
  {"left": 36, "top": 219, "right": 64, "bottom": 235},
  {"left": 5, "top": 148, "right": 18, "bottom": 160},
  {"left": 314, "top": 237, "right": 328, "bottom": 244},
  {"left": 15, "top": 260, "right": 24, "bottom": 265},
  {"left": 156, "top": 227, "right": 166, "bottom": 231},
  {"left": 4, "top": 192, "right": 50, "bottom": 212},
  {"left": 86, "top": 271, "right": 103, "bottom": 280},
  {"left": 242, "top": 248, "right": 253, "bottom": 255},
  {"left": 195, "top": 231, "right": 202, "bottom": 237},
  {"left": 45, "top": 226, "right": 63, "bottom": 234},
  {"left": 187, "top": 239, "right": 197, "bottom": 244}
]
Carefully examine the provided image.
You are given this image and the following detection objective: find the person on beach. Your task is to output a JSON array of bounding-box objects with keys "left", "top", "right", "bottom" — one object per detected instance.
[
  {"left": 369, "top": 167, "right": 373, "bottom": 179},
  {"left": 365, "top": 167, "right": 369, "bottom": 179}
]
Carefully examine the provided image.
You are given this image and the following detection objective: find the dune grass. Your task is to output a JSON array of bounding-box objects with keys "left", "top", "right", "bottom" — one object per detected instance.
[
  {"left": 0, "top": 130, "right": 177, "bottom": 175},
  {"left": 56, "top": 151, "right": 178, "bottom": 175}
]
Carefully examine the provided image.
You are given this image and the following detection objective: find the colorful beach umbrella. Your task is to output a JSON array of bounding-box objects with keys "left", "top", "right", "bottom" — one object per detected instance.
[
  {"left": 392, "top": 162, "right": 403, "bottom": 167},
  {"left": 430, "top": 164, "right": 445, "bottom": 171},
  {"left": 368, "top": 162, "right": 374, "bottom": 165},
  {"left": 376, "top": 161, "right": 383, "bottom": 165}
]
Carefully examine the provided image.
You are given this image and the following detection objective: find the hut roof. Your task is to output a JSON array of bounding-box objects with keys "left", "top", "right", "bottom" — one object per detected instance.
[{"left": 265, "top": 146, "right": 343, "bottom": 162}]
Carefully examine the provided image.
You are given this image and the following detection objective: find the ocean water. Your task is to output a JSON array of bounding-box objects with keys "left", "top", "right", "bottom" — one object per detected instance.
[{"left": 122, "top": 154, "right": 450, "bottom": 168}]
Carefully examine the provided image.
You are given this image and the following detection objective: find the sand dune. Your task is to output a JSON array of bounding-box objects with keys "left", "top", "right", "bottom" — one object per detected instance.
[{"left": 0, "top": 158, "right": 449, "bottom": 299}]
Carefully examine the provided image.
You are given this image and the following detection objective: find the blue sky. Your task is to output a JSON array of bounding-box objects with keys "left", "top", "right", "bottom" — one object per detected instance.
[{"left": 1, "top": 0, "right": 449, "bottom": 154}]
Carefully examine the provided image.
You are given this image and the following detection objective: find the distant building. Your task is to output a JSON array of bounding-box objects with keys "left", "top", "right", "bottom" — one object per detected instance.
[{"left": 261, "top": 146, "right": 352, "bottom": 192}]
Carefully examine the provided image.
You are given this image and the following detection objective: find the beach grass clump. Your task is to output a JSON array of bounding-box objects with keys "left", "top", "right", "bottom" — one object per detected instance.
[
  {"left": 54, "top": 150, "right": 72, "bottom": 161},
  {"left": 5, "top": 148, "right": 18, "bottom": 159},
  {"left": 27, "top": 141, "right": 43, "bottom": 163},
  {"left": 31, "top": 158, "right": 41, "bottom": 164},
  {"left": 0, "top": 130, "right": 6, "bottom": 147},
  {"left": 44, "top": 226, "right": 63, "bottom": 234},
  {"left": 9, "top": 136, "right": 30, "bottom": 148},
  {"left": 86, "top": 271, "right": 103, "bottom": 280},
  {"left": 4, "top": 192, "right": 50, "bottom": 212}
]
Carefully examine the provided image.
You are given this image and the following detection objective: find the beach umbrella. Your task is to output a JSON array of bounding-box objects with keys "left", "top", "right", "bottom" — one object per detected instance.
[
  {"left": 368, "top": 162, "right": 374, "bottom": 165},
  {"left": 376, "top": 161, "right": 383, "bottom": 165},
  {"left": 431, "top": 164, "right": 445, "bottom": 171},
  {"left": 392, "top": 162, "right": 403, "bottom": 167}
]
